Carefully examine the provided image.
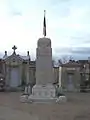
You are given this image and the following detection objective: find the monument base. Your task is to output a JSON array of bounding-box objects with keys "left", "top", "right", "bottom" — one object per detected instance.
[
  {"left": 28, "top": 84, "right": 57, "bottom": 103},
  {"left": 20, "top": 85, "right": 67, "bottom": 103}
]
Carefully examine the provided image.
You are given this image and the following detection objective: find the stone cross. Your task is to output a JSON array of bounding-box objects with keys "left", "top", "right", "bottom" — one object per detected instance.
[{"left": 12, "top": 45, "right": 17, "bottom": 54}]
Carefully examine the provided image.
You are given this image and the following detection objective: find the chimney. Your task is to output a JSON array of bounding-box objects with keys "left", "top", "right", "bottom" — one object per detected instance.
[
  {"left": 5, "top": 51, "right": 7, "bottom": 56},
  {"left": 27, "top": 51, "right": 29, "bottom": 56}
]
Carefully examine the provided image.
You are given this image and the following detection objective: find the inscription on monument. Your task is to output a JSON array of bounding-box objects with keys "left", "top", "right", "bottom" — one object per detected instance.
[{"left": 37, "top": 48, "right": 52, "bottom": 56}]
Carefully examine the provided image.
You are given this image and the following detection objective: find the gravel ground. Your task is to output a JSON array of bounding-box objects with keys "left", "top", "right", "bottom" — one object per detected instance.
[{"left": 0, "top": 92, "right": 90, "bottom": 120}]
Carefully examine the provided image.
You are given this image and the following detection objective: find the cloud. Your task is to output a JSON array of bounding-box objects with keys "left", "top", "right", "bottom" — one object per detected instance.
[
  {"left": 72, "top": 47, "right": 90, "bottom": 55},
  {"left": 0, "top": 0, "right": 90, "bottom": 60},
  {"left": 54, "top": 46, "right": 90, "bottom": 60},
  {"left": 11, "top": 12, "right": 22, "bottom": 16}
]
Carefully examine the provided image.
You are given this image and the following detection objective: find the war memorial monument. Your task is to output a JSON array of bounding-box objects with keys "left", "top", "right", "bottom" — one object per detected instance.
[{"left": 20, "top": 10, "right": 66, "bottom": 103}]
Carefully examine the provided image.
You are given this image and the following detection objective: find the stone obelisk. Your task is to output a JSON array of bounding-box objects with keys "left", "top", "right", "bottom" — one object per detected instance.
[{"left": 29, "top": 10, "right": 56, "bottom": 102}]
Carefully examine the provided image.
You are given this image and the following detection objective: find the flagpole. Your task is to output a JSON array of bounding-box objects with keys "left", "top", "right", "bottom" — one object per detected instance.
[
  {"left": 44, "top": 10, "right": 46, "bottom": 17},
  {"left": 43, "top": 10, "right": 46, "bottom": 37},
  {"left": 44, "top": 10, "right": 45, "bottom": 38}
]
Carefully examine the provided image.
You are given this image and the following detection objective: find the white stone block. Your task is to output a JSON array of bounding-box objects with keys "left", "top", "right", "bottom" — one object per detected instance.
[
  {"left": 56, "top": 96, "right": 67, "bottom": 103},
  {"left": 20, "top": 95, "right": 28, "bottom": 103}
]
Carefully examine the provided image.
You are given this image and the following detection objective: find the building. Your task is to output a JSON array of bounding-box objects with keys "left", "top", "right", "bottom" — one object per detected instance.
[
  {"left": 59, "top": 59, "right": 90, "bottom": 92},
  {"left": 78, "top": 60, "right": 90, "bottom": 91},
  {"left": 60, "top": 60, "right": 81, "bottom": 92},
  {"left": 0, "top": 59, "right": 6, "bottom": 90},
  {"left": 1, "top": 45, "right": 90, "bottom": 92},
  {"left": 1, "top": 45, "right": 35, "bottom": 89}
]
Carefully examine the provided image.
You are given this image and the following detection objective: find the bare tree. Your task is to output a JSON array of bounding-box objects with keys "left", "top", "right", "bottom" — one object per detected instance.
[
  {"left": 58, "top": 59, "right": 62, "bottom": 65},
  {"left": 58, "top": 55, "right": 74, "bottom": 65},
  {"left": 69, "top": 56, "right": 73, "bottom": 61}
]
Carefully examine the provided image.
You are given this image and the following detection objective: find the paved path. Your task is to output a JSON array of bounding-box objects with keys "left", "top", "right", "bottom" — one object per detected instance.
[{"left": 0, "top": 92, "right": 90, "bottom": 120}]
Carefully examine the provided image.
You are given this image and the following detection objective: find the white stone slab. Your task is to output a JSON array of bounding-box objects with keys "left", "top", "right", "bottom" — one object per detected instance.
[
  {"left": 20, "top": 95, "right": 28, "bottom": 103},
  {"left": 56, "top": 96, "right": 67, "bottom": 103}
]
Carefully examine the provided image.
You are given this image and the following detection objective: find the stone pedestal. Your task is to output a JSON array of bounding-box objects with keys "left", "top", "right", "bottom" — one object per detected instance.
[
  {"left": 32, "top": 85, "right": 55, "bottom": 97},
  {"left": 29, "top": 84, "right": 55, "bottom": 98},
  {"left": 28, "top": 85, "right": 57, "bottom": 103}
]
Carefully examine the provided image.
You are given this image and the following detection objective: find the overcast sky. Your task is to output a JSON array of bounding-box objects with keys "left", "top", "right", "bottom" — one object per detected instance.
[{"left": 0, "top": 0, "right": 90, "bottom": 60}]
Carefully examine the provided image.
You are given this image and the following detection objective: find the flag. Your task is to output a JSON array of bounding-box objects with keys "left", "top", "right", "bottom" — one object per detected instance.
[{"left": 43, "top": 10, "right": 46, "bottom": 36}]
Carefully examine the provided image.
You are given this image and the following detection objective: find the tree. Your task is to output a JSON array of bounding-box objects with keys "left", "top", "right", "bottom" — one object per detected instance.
[
  {"left": 58, "top": 59, "right": 62, "bottom": 66},
  {"left": 58, "top": 55, "right": 74, "bottom": 65}
]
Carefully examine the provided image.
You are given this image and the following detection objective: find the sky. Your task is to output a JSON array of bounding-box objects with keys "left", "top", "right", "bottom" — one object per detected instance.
[{"left": 0, "top": 0, "right": 90, "bottom": 60}]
